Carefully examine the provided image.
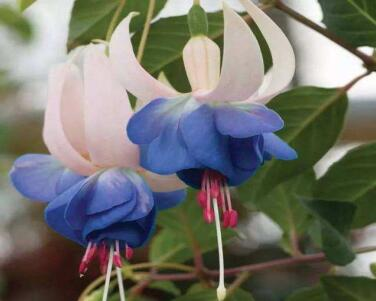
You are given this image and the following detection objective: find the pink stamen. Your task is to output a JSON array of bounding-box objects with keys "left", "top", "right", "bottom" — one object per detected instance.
[
  {"left": 222, "top": 211, "right": 231, "bottom": 228},
  {"left": 113, "top": 241, "right": 122, "bottom": 268},
  {"left": 99, "top": 243, "right": 109, "bottom": 275},
  {"left": 79, "top": 242, "right": 97, "bottom": 277},
  {"left": 204, "top": 207, "right": 214, "bottom": 223},
  {"left": 225, "top": 185, "right": 232, "bottom": 211},
  {"left": 125, "top": 244, "right": 134, "bottom": 261}
]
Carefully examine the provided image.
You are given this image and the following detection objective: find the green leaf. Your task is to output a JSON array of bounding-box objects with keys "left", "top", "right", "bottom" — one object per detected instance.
[
  {"left": 321, "top": 276, "right": 376, "bottom": 301},
  {"left": 149, "top": 281, "right": 181, "bottom": 297},
  {"left": 173, "top": 286, "right": 254, "bottom": 301},
  {"left": 314, "top": 142, "right": 376, "bottom": 228},
  {"left": 318, "top": 0, "right": 376, "bottom": 47},
  {"left": 17, "top": 0, "right": 36, "bottom": 11},
  {"left": 253, "top": 171, "right": 315, "bottom": 255},
  {"left": 302, "top": 200, "right": 356, "bottom": 265},
  {"left": 151, "top": 189, "right": 235, "bottom": 263},
  {"left": 238, "top": 87, "right": 348, "bottom": 201},
  {"left": 0, "top": 4, "right": 32, "bottom": 41},
  {"left": 68, "top": 0, "right": 167, "bottom": 46},
  {"left": 287, "top": 285, "right": 329, "bottom": 301}
]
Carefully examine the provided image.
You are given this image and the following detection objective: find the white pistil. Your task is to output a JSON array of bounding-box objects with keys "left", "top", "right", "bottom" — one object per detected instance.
[
  {"left": 102, "top": 245, "right": 114, "bottom": 301},
  {"left": 213, "top": 198, "right": 226, "bottom": 301},
  {"left": 116, "top": 267, "right": 126, "bottom": 301}
]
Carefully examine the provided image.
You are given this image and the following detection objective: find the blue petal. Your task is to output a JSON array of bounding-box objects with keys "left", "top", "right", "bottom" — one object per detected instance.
[
  {"left": 86, "top": 169, "right": 136, "bottom": 215},
  {"left": 56, "top": 169, "right": 86, "bottom": 195},
  {"left": 85, "top": 208, "right": 156, "bottom": 247},
  {"left": 153, "top": 190, "right": 187, "bottom": 210},
  {"left": 229, "top": 136, "right": 264, "bottom": 171},
  {"left": 10, "top": 154, "right": 64, "bottom": 203},
  {"left": 125, "top": 172, "right": 155, "bottom": 221},
  {"left": 263, "top": 133, "right": 297, "bottom": 160},
  {"left": 215, "top": 104, "right": 284, "bottom": 138},
  {"left": 180, "top": 105, "right": 234, "bottom": 178},
  {"left": 83, "top": 171, "right": 154, "bottom": 236},
  {"left": 127, "top": 98, "right": 170, "bottom": 144},
  {"left": 143, "top": 120, "right": 201, "bottom": 174},
  {"left": 44, "top": 183, "right": 85, "bottom": 245},
  {"left": 64, "top": 176, "right": 98, "bottom": 230}
]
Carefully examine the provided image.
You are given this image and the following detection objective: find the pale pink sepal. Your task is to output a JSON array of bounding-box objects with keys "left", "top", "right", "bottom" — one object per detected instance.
[
  {"left": 196, "top": 3, "right": 264, "bottom": 103},
  {"left": 43, "top": 64, "right": 97, "bottom": 176},
  {"left": 240, "top": 0, "right": 295, "bottom": 103},
  {"left": 83, "top": 47, "right": 140, "bottom": 169},
  {"left": 142, "top": 171, "right": 186, "bottom": 192},
  {"left": 57, "top": 62, "right": 87, "bottom": 155},
  {"left": 183, "top": 36, "right": 220, "bottom": 93},
  {"left": 109, "top": 13, "right": 178, "bottom": 104}
]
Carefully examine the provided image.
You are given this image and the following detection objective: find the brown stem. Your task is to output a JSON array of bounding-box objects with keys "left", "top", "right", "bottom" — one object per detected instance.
[
  {"left": 148, "top": 245, "right": 376, "bottom": 281},
  {"left": 274, "top": 0, "right": 376, "bottom": 70}
]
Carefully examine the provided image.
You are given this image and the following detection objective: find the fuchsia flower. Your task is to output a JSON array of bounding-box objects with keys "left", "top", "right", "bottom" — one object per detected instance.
[
  {"left": 109, "top": 1, "right": 297, "bottom": 299},
  {"left": 10, "top": 46, "right": 186, "bottom": 300}
]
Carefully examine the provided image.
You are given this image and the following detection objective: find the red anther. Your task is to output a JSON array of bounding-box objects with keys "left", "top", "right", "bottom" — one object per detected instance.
[
  {"left": 222, "top": 211, "right": 231, "bottom": 228},
  {"left": 203, "top": 208, "right": 214, "bottom": 224},
  {"left": 113, "top": 252, "right": 122, "bottom": 268},
  {"left": 196, "top": 191, "right": 207, "bottom": 208},
  {"left": 229, "top": 210, "right": 238, "bottom": 228},
  {"left": 125, "top": 245, "right": 134, "bottom": 261},
  {"left": 79, "top": 260, "right": 88, "bottom": 277}
]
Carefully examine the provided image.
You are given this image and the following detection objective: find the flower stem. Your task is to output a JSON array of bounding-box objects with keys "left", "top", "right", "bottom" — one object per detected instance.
[
  {"left": 136, "top": 0, "right": 155, "bottom": 62},
  {"left": 130, "top": 261, "right": 195, "bottom": 272},
  {"left": 106, "top": 0, "right": 127, "bottom": 42},
  {"left": 273, "top": 0, "right": 376, "bottom": 70}
]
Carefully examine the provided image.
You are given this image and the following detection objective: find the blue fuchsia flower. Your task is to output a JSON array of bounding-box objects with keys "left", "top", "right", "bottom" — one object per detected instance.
[
  {"left": 9, "top": 46, "right": 186, "bottom": 283},
  {"left": 109, "top": 1, "right": 297, "bottom": 226},
  {"left": 108, "top": 1, "right": 297, "bottom": 299}
]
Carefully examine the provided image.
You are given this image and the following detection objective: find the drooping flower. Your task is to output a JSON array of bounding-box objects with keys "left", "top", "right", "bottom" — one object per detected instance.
[
  {"left": 109, "top": 1, "right": 297, "bottom": 299},
  {"left": 9, "top": 46, "right": 186, "bottom": 292},
  {"left": 110, "top": 1, "right": 296, "bottom": 225}
]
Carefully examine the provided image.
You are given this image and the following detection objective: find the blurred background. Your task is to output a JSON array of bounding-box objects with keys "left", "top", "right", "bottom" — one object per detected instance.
[{"left": 0, "top": 0, "right": 375, "bottom": 300}]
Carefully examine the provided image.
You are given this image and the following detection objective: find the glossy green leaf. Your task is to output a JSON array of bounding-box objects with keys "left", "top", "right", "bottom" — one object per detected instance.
[
  {"left": 239, "top": 87, "right": 348, "bottom": 201},
  {"left": 318, "top": 0, "right": 376, "bottom": 47},
  {"left": 68, "top": 0, "right": 167, "bottom": 46},
  {"left": 321, "top": 276, "right": 376, "bottom": 301},
  {"left": 0, "top": 4, "right": 32, "bottom": 41},
  {"left": 287, "top": 285, "right": 329, "bottom": 301},
  {"left": 151, "top": 189, "right": 235, "bottom": 263},
  {"left": 302, "top": 200, "right": 356, "bottom": 265},
  {"left": 314, "top": 142, "right": 376, "bottom": 228},
  {"left": 253, "top": 171, "right": 315, "bottom": 255},
  {"left": 149, "top": 281, "right": 181, "bottom": 297}
]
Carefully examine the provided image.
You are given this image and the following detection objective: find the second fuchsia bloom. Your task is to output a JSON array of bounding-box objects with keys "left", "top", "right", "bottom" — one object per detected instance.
[{"left": 10, "top": 46, "right": 186, "bottom": 277}]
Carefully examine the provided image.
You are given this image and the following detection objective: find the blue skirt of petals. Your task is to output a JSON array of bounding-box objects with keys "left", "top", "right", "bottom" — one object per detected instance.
[
  {"left": 127, "top": 97, "right": 297, "bottom": 188},
  {"left": 10, "top": 155, "right": 186, "bottom": 247}
]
